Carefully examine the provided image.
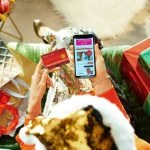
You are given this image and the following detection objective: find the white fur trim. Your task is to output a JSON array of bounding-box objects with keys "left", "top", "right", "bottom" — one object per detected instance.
[
  {"left": 19, "top": 126, "right": 46, "bottom": 150},
  {"left": 49, "top": 95, "right": 136, "bottom": 150},
  {"left": 19, "top": 95, "right": 136, "bottom": 150}
]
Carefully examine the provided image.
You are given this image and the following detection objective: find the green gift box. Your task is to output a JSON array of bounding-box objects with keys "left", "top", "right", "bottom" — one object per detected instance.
[
  {"left": 139, "top": 48, "right": 150, "bottom": 75},
  {"left": 143, "top": 94, "right": 150, "bottom": 116}
]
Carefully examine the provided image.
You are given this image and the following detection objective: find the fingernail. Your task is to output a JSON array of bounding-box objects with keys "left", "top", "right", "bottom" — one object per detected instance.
[
  {"left": 95, "top": 43, "right": 98, "bottom": 47},
  {"left": 45, "top": 69, "right": 49, "bottom": 74}
]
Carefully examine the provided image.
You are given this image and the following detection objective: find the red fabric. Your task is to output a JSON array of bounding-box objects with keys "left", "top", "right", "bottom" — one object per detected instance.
[
  {"left": 15, "top": 117, "right": 36, "bottom": 149},
  {"left": 121, "top": 38, "right": 150, "bottom": 103},
  {"left": 16, "top": 87, "right": 129, "bottom": 149},
  {"left": 16, "top": 135, "right": 35, "bottom": 150},
  {"left": 99, "top": 88, "right": 129, "bottom": 119}
]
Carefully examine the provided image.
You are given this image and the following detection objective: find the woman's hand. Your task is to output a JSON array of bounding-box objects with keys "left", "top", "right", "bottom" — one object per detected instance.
[
  {"left": 90, "top": 44, "right": 108, "bottom": 83},
  {"left": 68, "top": 44, "right": 113, "bottom": 95},
  {"left": 90, "top": 44, "right": 113, "bottom": 95},
  {"left": 68, "top": 44, "right": 107, "bottom": 79},
  {"left": 27, "top": 59, "right": 53, "bottom": 118}
]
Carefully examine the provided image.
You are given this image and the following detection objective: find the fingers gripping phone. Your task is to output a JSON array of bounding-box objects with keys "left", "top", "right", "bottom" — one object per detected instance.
[{"left": 73, "top": 34, "right": 96, "bottom": 78}]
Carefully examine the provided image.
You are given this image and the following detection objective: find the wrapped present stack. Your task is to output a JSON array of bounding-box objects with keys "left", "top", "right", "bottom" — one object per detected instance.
[{"left": 120, "top": 37, "right": 150, "bottom": 115}]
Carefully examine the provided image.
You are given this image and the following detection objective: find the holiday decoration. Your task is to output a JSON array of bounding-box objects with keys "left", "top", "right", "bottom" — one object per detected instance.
[
  {"left": 0, "top": 39, "right": 20, "bottom": 88},
  {"left": 121, "top": 37, "right": 150, "bottom": 115},
  {"left": 0, "top": 39, "right": 29, "bottom": 138},
  {"left": 0, "top": 0, "right": 15, "bottom": 21},
  {"left": 0, "top": 90, "right": 19, "bottom": 136},
  {"left": 16, "top": 95, "right": 136, "bottom": 150},
  {"left": 139, "top": 48, "right": 150, "bottom": 75},
  {"left": 0, "top": 0, "right": 10, "bottom": 14}
]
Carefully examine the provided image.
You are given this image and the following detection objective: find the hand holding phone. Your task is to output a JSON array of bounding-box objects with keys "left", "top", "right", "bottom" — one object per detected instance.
[{"left": 73, "top": 34, "right": 96, "bottom": 78}]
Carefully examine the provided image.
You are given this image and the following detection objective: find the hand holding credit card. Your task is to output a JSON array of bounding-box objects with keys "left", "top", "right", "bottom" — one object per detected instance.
[{"left": 41, "top": 48, "right": 70, "bottom": 69}]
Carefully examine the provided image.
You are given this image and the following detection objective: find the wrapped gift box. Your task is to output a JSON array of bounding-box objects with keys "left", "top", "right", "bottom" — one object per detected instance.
[
  {"left": 0, "top": 39, "right": 21, "bottom": 88},
  {"left": 120, "top": 38, "right": 150, "bottom": 107},
  {"left": 139, "top": 48, "right": 150, "bottom": 75}
]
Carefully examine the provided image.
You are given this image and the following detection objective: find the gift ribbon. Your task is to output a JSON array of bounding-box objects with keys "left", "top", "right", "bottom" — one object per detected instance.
[
  {"left": 0, "top": 78, "right": 29, "bottom": 136},
  {"left": 0, "top": 104, "right": 19, "bottom": 135},
  {"left": 0, "top": 89, "right": 10, "bottom": 104}
]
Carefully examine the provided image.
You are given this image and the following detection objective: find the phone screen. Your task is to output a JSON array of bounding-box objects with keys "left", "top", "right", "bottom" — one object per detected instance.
[{"left": 73, "top": 34, "right": 96, "bottom": 78}]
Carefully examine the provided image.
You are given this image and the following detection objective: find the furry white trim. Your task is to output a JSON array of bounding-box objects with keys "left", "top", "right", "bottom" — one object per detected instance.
[
  {"left": 19, "top": 126, "right": 46, "bottom": 150},
  {"left": 49, "top": 95, "right": 136, "bottom": 150},
  {"left": 50, "top": 0, "right": 147, "bottom": 38},
  {"left": 19, "top": 95, "right": 136, "bottom": 150}
]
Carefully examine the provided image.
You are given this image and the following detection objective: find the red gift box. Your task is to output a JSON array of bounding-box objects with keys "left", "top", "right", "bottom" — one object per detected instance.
[{"left": 120, "top": 37, "right": 150, "bottom": 103}]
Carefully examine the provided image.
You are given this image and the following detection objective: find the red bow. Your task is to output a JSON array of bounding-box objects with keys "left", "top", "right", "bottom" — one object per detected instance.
[{"left": 0, "top": 90, "right": 19, "bottom": 135}]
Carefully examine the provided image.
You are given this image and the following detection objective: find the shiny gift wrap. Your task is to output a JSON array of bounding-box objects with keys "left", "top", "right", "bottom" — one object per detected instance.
[
  {"left": 0, "top": 40, "right": 20, "bottom": 88},
  {"left": 121, "top": 38, "right": 150, "bottom": 115},
  {"left": 0, "top": 40, "right": 29, "bottom": 136}
]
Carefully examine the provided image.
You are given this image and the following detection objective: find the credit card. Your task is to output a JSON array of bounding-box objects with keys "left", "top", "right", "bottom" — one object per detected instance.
[{"left": 41, "top": 48, "right": 70, "bottom": 69}]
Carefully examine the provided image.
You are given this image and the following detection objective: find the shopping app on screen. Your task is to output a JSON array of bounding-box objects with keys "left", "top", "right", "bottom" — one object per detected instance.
[{"left": 74, "top": 37, "right": 95, "bottom": 77}]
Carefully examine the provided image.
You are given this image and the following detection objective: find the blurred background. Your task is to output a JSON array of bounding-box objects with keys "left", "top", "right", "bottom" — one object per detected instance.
[{"left": 0, "top": 0, "right": 150, "bottom": 46}]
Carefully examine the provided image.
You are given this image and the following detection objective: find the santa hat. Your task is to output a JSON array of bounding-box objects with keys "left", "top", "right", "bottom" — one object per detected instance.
[{"left": 18, "top": 95, "right": 136, "bottom": 150}]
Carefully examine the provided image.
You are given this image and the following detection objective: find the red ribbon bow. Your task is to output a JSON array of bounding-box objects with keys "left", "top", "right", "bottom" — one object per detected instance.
[{"left": 0, "top": 90, "right": 19, "bottom": 135}]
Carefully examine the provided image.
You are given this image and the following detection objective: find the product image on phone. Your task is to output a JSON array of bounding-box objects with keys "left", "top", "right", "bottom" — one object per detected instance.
[{"left": 73, "top": 34, "right": 96, "bottom": 78}]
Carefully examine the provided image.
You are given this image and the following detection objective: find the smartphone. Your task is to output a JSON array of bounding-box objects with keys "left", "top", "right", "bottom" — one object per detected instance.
[{"left": 73, "top": 34, "right": 96, "bottom": 78}]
